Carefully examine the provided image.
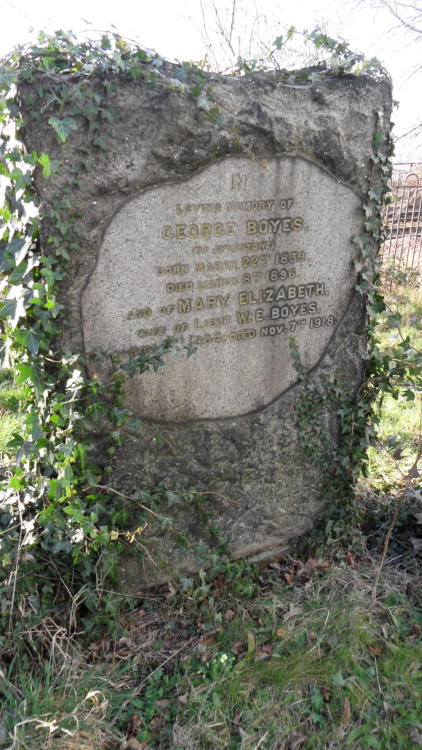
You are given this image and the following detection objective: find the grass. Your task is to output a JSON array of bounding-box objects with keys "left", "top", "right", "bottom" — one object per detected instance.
[
  {"left": 364, "top": 277, "right": 421, "bottom": 494},
  {"left": 171, "top": 566, "right": 422, "bottom": 750},
  {"left": 0, "top": 370, "right": 28, "bottom": 457},
  {"left": 0, "top": 650, "right": 128, "bottom": 749},
  {"left": 1, "top": 562, "right": 420, "bottom": 749},
  {"left": 0, "top": 274, "right": 421, "bottom": 749}
]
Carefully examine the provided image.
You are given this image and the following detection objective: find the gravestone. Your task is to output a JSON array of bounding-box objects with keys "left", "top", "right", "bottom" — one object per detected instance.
[{"left": 22, "top": 64, "right": 392, "bottom": 586}]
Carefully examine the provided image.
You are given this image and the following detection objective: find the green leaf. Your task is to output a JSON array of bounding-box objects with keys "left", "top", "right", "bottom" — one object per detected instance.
[
  {"left": 27, "top": 330, "right": 40, "bottom": 356},
  {"left": 1, "top": 296, "right": 25, "bottom": 328},
  {"left": 9, "top": 474, "right": 24, "bottom": 490},
  {"left": 332, "top": 670, "right": 347, "bottom": 686},
  {"left": 38, "top": 152, "right": 52, "bottom": 177},
  {"left": 15, "top": 362, "right": 42, "bottom": 390},
  {"left": 15, "top": 363, "right": 35, "bottom": 385},
  {"left": 92, "top": 133, "right": 109, "bottom": 150},
  {"left": 48, "top": 116, "right": 79, "bottom": 143},
  {"left": 404, "top": 389, "right": 416, "bottom": 401},
  {"left": 10, "top": 167, "right": 31, "bottom": 190}
]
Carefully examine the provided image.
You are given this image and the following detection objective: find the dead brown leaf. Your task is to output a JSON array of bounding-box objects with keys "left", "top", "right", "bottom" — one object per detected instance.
[
  {"left": 383, "top": 700, "right": 395, "bottom": 718},
  {"left": 410, "top": 728, "right": 422, "bottom": 747},
  {"left": 295, "top": 565, "right": 310, "bottom": 580},
  {"left": 288, "top": 735, "right": 307, "bottom": 749},
  {"left": 200, "top": 633, "right": 217, "bottom": 646},
  {"left": 276, "top": 627, "right": 287, "bottom": 638},
  {"left": 125, "top": 737, "right": 148, "bottom": 750},
  {"left": 224, "top": 608, "right": 235, "bottom": 621},
  {"left": 368, "top": 643, "right": 383, "bottom": 656},
  {"left": 126, "top": 715, "right": 141, "bottom": 736},
  {"left": 254, "top": 644, "right": 273, "bottom": 661},
  {"left": 284, "top": 604, "right": 304, "bottom": 622},
  {"left": 269, "top": 561, "right": 283, "bottom": 571},
  {"left": 150, "top": 716, "right": 165, "bottom": 729},
  {"left": 156, "top": 699, "right": 170, "bottom": 710},
  {"left": 410, "top": 623, "right": 421, "bottom": 638},
  {"left": 340, "top": 697, "right": 351, "bottom": 725},
  {"left": 346, "top": 550, "right": 356, "bottom": 568},
  {"left": 166, "top": 582, "right": 177, "bottom": 598},
  {"left": 212, "top": 575, "right": 226, "bottom": 595}
]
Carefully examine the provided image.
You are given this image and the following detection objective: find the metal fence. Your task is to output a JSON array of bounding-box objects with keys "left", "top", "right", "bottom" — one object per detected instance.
[{"left": 382, "top": 163, "right": 422, "bottom": 272}]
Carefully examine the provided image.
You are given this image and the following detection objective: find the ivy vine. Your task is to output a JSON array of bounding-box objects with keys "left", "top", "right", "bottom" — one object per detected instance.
[{"left": 289, "top": 108, "right": 421, "bottom": 555}]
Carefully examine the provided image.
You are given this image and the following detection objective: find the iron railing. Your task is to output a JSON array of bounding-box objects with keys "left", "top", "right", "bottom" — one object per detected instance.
[{"left": 382, "top": 163, "right": 422, "bottom": 272}]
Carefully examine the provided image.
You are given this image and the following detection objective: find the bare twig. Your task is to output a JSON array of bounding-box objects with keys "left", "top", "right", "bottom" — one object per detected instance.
[
  {"left": 213, "top": 2, "right": 236, "bottom": 58},
  {"left": 8, "top": 495, "right": 23, "bottom": 637},
  {"left": 196, "top": 490, "right": 240, "bottom": 506},
  {"left": 380, "top": 0, "right": 422, "bottom": 35},
  {"left": 92, "top": 484, "right": 163, "bottom": 520}
]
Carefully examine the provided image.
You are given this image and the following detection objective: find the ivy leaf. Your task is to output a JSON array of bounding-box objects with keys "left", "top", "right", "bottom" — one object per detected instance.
[
  {"left": 48, "top": 116, "right": 79, "bottom": 143},
  {"left": 0, "top": 237, "right": 32, "bottom": 267},
  {"left": 38, "top": 152, "right": 52, "bottom": 178},
  {"left": 2, "top": 291, "right": 26, "bottom": 328},
  {"left": 10, "top": 167, "right": 31, "bottom": 190},
  {"left": 196, "top": 94, "right": 212, "bottom": 112},
  {"left": 15, "top": 361, "right": 43, "bottom": 391},
  {"left": 0, "top": 69, "right": 17, "bottom": 86},
  {"left": 404, "top": 390, "right": 416, "bottom": 402},
  {"left": 332, "top": 670, "right": 347, "bottom": 687},
  {"left": 368, "top": 184, "right": 384, "bottom": 200},
  {"left": 15, "top": 363, "right": 36, "bottom": 385},
  {"left": 92, "top": 133, "right": 109, "bottom": 150},
  {"left": 166, "top": 490, "right": 181, "bottom": 506},
  {"left": 27, "top": 330, "right": 40, "bottom": 356}
]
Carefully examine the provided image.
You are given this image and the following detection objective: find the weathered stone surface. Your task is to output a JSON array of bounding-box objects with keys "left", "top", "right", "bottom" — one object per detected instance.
[
  {"left": 21, "top": 66, "right": 392, "bottom": 588},
  {"left": 82, "top": 155, "right": 361, "bottom": 421}
]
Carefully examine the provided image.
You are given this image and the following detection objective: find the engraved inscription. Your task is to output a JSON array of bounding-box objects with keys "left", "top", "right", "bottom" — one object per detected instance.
[
  {"left": 231, "top": 173, "right": 248, "bottom": 191},
  {"left": 81, "top": 155, "right": 361, "bottom": 421}
]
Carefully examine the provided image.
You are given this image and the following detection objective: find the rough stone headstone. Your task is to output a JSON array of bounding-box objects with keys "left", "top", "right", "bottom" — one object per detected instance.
[{"left": 22, "top": 64, "right": 392, "bottom": 587}]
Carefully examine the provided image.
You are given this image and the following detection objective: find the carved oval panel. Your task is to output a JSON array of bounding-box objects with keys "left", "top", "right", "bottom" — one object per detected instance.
[{"left": 81, "top": 155, "right": 361, "bottom": 421}]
